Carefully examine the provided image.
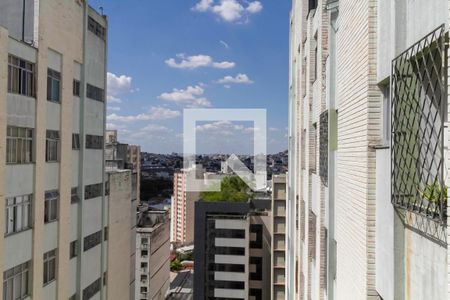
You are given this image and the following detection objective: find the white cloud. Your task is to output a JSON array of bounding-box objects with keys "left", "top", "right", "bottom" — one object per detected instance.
[
  {"left": 107, "top": 95, "right": 122, "bottom": 104},
  {"left": 107, "top": 106, "right": 121, "bottom": 112},
  {"left": 107, "top": 72, "right": 132, "bottom": 96},
  {"left": 141, "top": 124, "right": 172, "bottom": 133},
  {"left": 269, "top": 127, "right": 279, "bottom": 132},
  {"left": 196, "top": 120, "right": 252, "bottom": 134},
  {"left": 246, "top": 1, "right": 263, "bottom": 13},
  {"left": 165, "top": 54, "right": 235, "bottom": 70},
  {"left": 192, "top": 0, "right": 263, "bottom": 23},
  {"left": 158, "top": 85, "right": 212, "bottom": 107},
  {"left": 107, "top": 107, "right": 180, "bottom": 123},
  {"left": 217, "top": 73, "right": 254, "bottom": 85}
]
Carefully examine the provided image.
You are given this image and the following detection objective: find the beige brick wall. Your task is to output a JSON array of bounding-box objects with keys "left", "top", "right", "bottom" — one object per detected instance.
[
  {"left": 0, "top": 27, "right": 8, "bottom": 299},
  {"left": 335, "top": 0, "right": 381, "bottom": 299}
]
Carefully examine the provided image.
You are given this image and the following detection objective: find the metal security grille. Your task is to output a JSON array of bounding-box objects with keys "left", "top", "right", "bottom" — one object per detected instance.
[
  {"left": 319, "top": 110, "right": 328, "bottom": 186},
  {"left": 391, "top": 25, "right": 447, "bottom": 222}
]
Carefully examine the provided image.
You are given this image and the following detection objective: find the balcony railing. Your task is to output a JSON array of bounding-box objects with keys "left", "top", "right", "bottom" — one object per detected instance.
[{"left": 391, "top": 24, "right": 447, "bottom": 223}]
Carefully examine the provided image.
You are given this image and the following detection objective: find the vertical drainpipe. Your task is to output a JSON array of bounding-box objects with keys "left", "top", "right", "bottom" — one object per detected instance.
[
  {"left": 100, "top": 11, "right": 109, "bottom": 300},
  {"left": 76, "top": 2, "right": 88, "bottom": 298}
]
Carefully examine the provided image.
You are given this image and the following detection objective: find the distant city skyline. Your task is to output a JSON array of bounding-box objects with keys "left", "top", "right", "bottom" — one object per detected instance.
[{"left": 89, "top": 0, "right": 290, "bottom": 153}]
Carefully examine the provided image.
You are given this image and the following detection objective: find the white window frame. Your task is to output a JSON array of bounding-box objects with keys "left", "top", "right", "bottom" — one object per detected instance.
[
  {"left": 5, "top": 194, "right": 32, "bottom": 235},
  {"left": 43, "top": 249, "right": 57, "bottom": 285},
  {"left": 3, "top": 261, "right": 30, "bottom": 300},
  {"left": 44, "top": 191, "right": 58, "bottom": 223},
  {"left": 6, "top": 126, "right": 33, "bottom": 164},
  {"left": 46, "top": 130, "right": 60, "bottom": 162}
]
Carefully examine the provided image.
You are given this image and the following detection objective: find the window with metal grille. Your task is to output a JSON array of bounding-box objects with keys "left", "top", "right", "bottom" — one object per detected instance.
[
  {"left": 86, "top": 83, "right": 105, "bottom": 102},
  {"left": 3, "top": 261, "right": 30, "bottom": 300},
  {"left": 82, "top": 277, "right": 101, "bottom": 300},
  {"left": 5, "top": 194, "right": 32, "bottom": 235},
  {"left": 84, "top": 230, "right": 102, "bottom": 252},
  {"left": 46, "top": 130, "right": 60, "bottom": 162},
  {"left": 391, "top": 24, "right": 447, "bottom": 222},
  {"left": 308, "top": 210, "right": 316, "bottom": 260},
  {"left": 8, "top": 55, "right": 35, "bottom": 97},
  {"left": 308, "top": 0, "right": 318, "bottom": 13},
  {"left": 319, "top": 110, "right": 328, "bottom": 186},
  {"left": 86, "top": 135, "right": 104, "bottom": 149},
  {"left": 88, "top": 16, "right": 106, "bottom": 40},
  {"left": 6, "top": 126, "right": 33, "bottom": 164},
  {"left": 85, "top": 183, "right": 103, "bottom": 200},
  {"left": 47, "top": 68, "right": 61, "bottom": 103}
]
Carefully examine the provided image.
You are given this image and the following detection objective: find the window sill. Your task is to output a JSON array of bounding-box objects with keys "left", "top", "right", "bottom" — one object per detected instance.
[
  {"left": 372, "top": 144, "right": 390, "bottom": 150},
  {"left": 45, "top": 161, "right": 60, "bottom": 164},
  {"left": 4, "top": 227, "right": 32, "bottom": 238},
  {"left": 43, "top": 279, "right": 56, "bottom": 287},
  {"left": 44, "top": 219, "right": 58, "bottom": 225},
  {"left": 47, "top": 100, "right": 61, "bottom": 104},
  {"left": 7, "top": 92, "right": 36, "bottom": 99},
  {"left": 6, "top": 162, "right": 35, "bottom": 166}
]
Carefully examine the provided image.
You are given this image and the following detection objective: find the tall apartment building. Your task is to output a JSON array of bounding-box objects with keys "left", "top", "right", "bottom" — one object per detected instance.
[
  {"left": 0, "top": 1, "right": 110, "bottom": 299},
  {"left": 271, "top": 175, "right": 287, "bottom": 299},
  {"left": 135, "top": 208, "right": 170, "bottom": 300},
  {"left": 289, "top": 0, "right": 450, "bottom": 300},
  {"left": 193, "top": 200, "right": 272, "bottom": 300},
  {"left": 171, "top": 171, "right": 199, "bottom": 246}
]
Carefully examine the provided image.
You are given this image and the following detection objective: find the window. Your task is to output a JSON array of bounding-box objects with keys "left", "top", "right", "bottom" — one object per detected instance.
[
  {"left": 382, "top": 86, "right": 391, "bottom": 145},
  {"left": 72, "top": 133, "right": 80, "bottom": 150},
  {"left": 5, "top": 194, "right": 32, "bottom": 235},
  {"left": 249, "top": 257, "right": 262, "bottom": 281},
  {"left": 44, "top": 190, "right": 58, "bottom": 223},
  {"left": 47, "top": 68, "right": 61, "bottom": 103},
  {"left": 84, "top": 183, "right": 103, "bottom": 200},
  {"left": 46, "top": 130, "right": 60, "bottom": 162},
  {"left": 250, "top": 224, "right": 263, "bottom": 249},
  {"left": 141, "top": 250, "right": 148, "bottom": 257},
  {"left": 83, "top": 278, "right": 101, "bottom": 300},
  {"left": 69, "top": 294, "right": 76, "bottom": 300},
  {"left": 73, "top": 79, "right": 81, "bottom": 96},
  {"left": 43, "top": 249, "right": 56, "bottom": 285},
  {"left": 3, "top": 261, "right": 30, "bottom": 300},
  {"left": 8, "top": 55, "right": 35, "bottom": 97},
  {"left": 6, "top": 126, "right": 33, "bottom": 164},
  {"left": 88, "top": 16, "right": 106, "bottom": 40},
  {"left": 86, "top": 84, "right": 105, "bottom": 102},
  {"left": 84, "top": 230, "right": 102, "bottom": 252},
  {"left": 104, "top": 226, "right": 108, "bottom": 241},
  {"left": 308, "top": 0, "right": 318, "bottom": 13},
  {"left": 71, "top": 187, "right": 79, "bottom": 204},
  {"left": 103, "top": 272, "right": 107, "bottom": 286},
  {"left": 86, "top": 135, "right": 103, "bottom": 150},
  {"left": 70, "top": 240, "right": 78, "bottom": 259}
]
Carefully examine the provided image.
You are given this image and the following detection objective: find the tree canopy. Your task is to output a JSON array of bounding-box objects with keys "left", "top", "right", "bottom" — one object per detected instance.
[{"left": 200, "top": 176, "right": 253, "bottom": 203}]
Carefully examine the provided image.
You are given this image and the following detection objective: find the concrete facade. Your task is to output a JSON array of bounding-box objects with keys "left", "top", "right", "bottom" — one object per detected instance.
[
  {"left": 171, "top": 171, "right": 199, "bottom": 246},
  {"left": 193, "top": 200, "right": 271, "bottom": 300},
  {"left": 0, "top": 1, "right": 108, "bottom": 299},
  {"left": 135, "top": 209, "right": 170, "bottom": 300},
  {"left": 289, "top": 0, "right": 450, "bottom": 300}
]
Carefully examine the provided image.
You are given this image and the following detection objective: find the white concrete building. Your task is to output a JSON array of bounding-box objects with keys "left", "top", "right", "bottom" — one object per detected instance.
[
  {"left": 0, "top": 1, "right": 111, "bottom": 299},
  {"left": 135, "top": 209, "right": 170, "bottom": 300},
  {"left": 289, "top": 0, "right": 450, "bottom": 300}
]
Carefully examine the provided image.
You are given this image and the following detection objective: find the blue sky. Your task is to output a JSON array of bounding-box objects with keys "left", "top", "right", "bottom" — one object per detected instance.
[{"left": 89, "top": 0, "right": 290, "bottom": 154}]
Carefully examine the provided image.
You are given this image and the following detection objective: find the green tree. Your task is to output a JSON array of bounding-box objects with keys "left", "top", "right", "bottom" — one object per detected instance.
[{"left": 200, "top": 176, "right": 252, "bottom": 203}]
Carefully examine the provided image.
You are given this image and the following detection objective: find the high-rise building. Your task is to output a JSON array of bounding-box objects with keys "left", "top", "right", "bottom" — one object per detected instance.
[
  {"left": 271, "top": 175, "right": 287, "bottom": 299},
  {"left": 289, "top": 1, "right": 450, "bottom": 300},
  {"left": 193, "top": 200, "right": 272, "bottom": 300},
  {"left": 105, "top": 130, "right": 143, "bottom": 300},
  {"left": 0, "top": 1, "right": 109, "bottom": 299},
  {"left": 135, "top": 208, "right": 170, "bottom": 300},
  {"left": 171, "top": 171, "right": 199, "bottom": 246}
]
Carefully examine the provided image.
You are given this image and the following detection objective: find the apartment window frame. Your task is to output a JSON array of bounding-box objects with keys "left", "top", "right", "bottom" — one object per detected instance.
[
  {"left": 71, "top": 187, "right": 80, "bottom": 204},
  {"left": 84, "top": 183, "right": 103, "bottom": 200},
  {"left": 5, "top": 194, "right": 32, "bottom": 236},
  {"left": 73, "top": 79, "right": 81, "bottom": 97},
  {"left": 86, "top": 83, "right": 105, "bottom": 102},
  {"left": 8, "top": 54, "right": 35, "bottom": 98},
  {"left": 70, "top": 240, "right": 78, "bottom": 259},
  {"left": 6, "top": 126, "right": 33, "bottom": 164},
  {"left": 46, "top": 130, "right": 60, "bottom": 162},
  {"left": 47, "top": 68, "right": 61, "bottom": 103},
  {"left": 43, "top": 249, "right": 57, "bottom": 286},
  {"left": 82, "top": 277, "right": 101, "bottom": 300},
  {"left": 72, "top": 133, "right": 80, "bottom": 150},
  {"left": 86, "top": 135, "right": 103, "bottom": 150},
  {"left": 88, "top": 16, "right": 106, "bottom": 40},
  {"left": 84, "top": 230, "right": 102, "bottom": 252},
  {"left": 44, "top": 190, "right": 58, "bottom": 223},
  {"left": 3, "top": 261, "right": 30, "bottom": 300}
]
